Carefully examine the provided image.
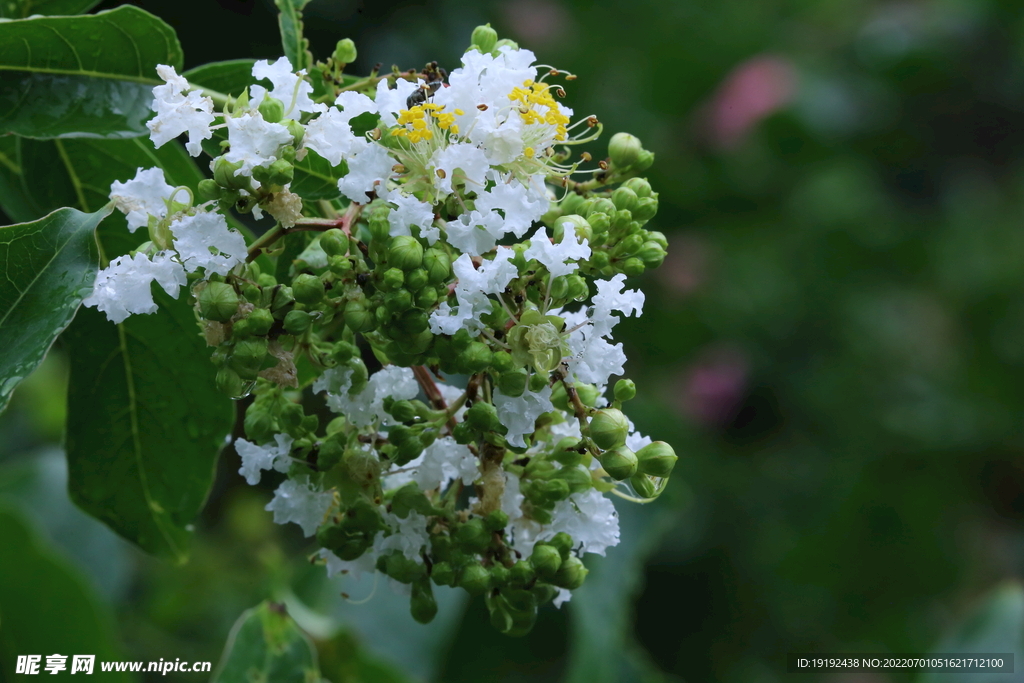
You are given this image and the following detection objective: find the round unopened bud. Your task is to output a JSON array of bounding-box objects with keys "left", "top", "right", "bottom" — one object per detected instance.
[
  {"left": 384, "top": 289, "right": 413, "bottom": 313},
  {"left": 553, "top": 466, "right": 592, "bottom": 494},
  {"left": 216, "top": 367, "right": 244, "bottom": 397},
  {"left": 405, "top": 267, "right": 428, "bottom": 292},
  {"left": 458, "top": 563, "right": 491, "bottom": 595},
  {"left": 498, "top": 369, "right": 528, "bottom": 397},
  {"left": 389, "top": 236, "right": 424, "bottom": 270},
  {"left": 589, "top": 408, "right": 629, "bottom": 450},
  {"left": 638, "top": 241, "right": 666, "bottom": 268},
  {"left": 608, "top": 132, "right": 642, "bottom": 167},
  {"left": 333, "top": 38, "right": 357, "bottom": 64},
  {"left": 229, "top": 338, "right": 269, "bottom": 380},
  {"left": 344, "top": 301, "right": 374, "bottom": 332},
  {"left": 618, "top": 233, "right": 644, "bottom": 257},
  {"left": 244, "top": 308, "right": 273, "bottom": 337},
  {"left": 320, "top": 229, "right": 347, "bottom": 257},
  {"left": 589, "top": 198, "right": 616, "bottom": 217},
  {"left": 549, "top": 532, "right": 574, "bottom": 560},
  {"left": 511, "top": 560, "right": 536, "bottom": 586},
  {"left": 283, "top": 309, "right": 312, "bottom": 334},
  {"left": 456, "top": 517, "right": 491, "bottom": 553},
  {"left": 270, "top": 285, "right": 295, "bottom": 316},
  {"left": 635, "top": 150, "right": 655, "bottom": 171},
  {"left": 467, "top": 400, "right": 503, "bottom": 432},
  {"left": 530, "top": 544, "right": 562, "bottom": 580},
  {"left": 484, "top": 509, "right": 509, "bottom": 532},
  {"left": 623, "top": 177, "right": 653, "bottom": 198},
  {"left": 493, "top": 38, "right": 519, "bottom": 52},
  {"left": 630, "top": 472, "right": 658, "bottom": 498},
  {"left": 566, "top": 275, "right": 588, "bottom": 300},
  {"left": 284, "top": 119, "right": 304, "bottom": 146},
  {"left": 490, "top": 564, "right": 511, "bottom": 587},
  {"left": 258, "top": 95, "right": 285, "bottom": 123},
  {"left": 622, "top": 257, "right": 645, "bottom": 277},
  {"left": 612, "top": 187, "right": 639, "bottom": 214},
  {"left": 633, "top": 196, "right": 659, "bottom": 222},
  {"left": 553, "top": 214, "right": 592, "bottom": 244},
  {"left": 197, "top": 178, "right": 222, "bottom": 201},
  {"left": 213, "top": 157, "right": 249, "bottom": 190},
  {"left": 491, "top": 350, "right": 514, "bottom": 373},
  {"left": 424, "top": 248, "right": 451, "bottom": 283},
  {"left": 553, "top": 555, "right": 588, "bottom": 590},
  {"left": 471, "top": 23, "right": 498, "bottom": 53},
  {"left": 244, "top": 406, "right": 275, "bottom": 443},
  {"left": 253, "top": 158, "right": 293, "bottom": 186},
  {"left": 598, "top": 445, "right": 638, "bottom": 480},
  {"left": 292, "top": 274, "right": 325, "bottom": 305},
  {"left": 614, "top": 378, "right": 637, "bottom": 402},
  {"left": 431, "top": 561, "right": 455, "bottom": 586},
  {"left": 561, "top": 192, "right": 586, "bottom": 214},
  {"left": 381, "top": 267, "right": 405, "bottom": 291},
  {"left": 415, "top": 287, "right": 438, "bottom": 310},
  {"left": 199, "top": 282, "right": 239, "bottom": 322},
  {"left": 587, "top": 212, "right": 611, "bottom": 234},
  {"left": 462, "top": 341, "right": 493, "bottom": 373},
  {"left": 637, "top": 441, "right": 677, "bottom": 478}
]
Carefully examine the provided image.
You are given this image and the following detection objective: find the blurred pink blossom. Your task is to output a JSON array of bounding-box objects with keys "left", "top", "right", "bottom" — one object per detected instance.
[
  {"left": 659, "top": 232, "right": 710, "bottom": 297},
  {"left": 676, "top": 347, "right": 749, "bottom": 427},
  {"left": 699, "top": 54, "right": 798, "bottom": 150}
]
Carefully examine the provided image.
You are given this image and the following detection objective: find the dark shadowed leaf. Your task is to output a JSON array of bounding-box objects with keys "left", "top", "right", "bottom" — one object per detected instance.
[{"left": 212, "top": 601, "right": 322, "bottom": 683}]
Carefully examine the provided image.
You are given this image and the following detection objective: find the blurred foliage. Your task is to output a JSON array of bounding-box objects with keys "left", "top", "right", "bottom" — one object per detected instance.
[{"left": 6, "top": 0, "right": 1024, "bottom": 680}]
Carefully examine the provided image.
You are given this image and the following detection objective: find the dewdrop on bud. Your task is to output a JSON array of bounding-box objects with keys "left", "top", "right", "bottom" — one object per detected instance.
[
  {"left": 471, "top": 24, "right": 498, "bottom": 53},
  {"left": 589, "top": 408, "right": 629, "bottom": 450},
  {"left": 333, "top": 38, "right": 357, "bottom": 64},
  {"left": 608, "top": 132, "right": 642, "bottom": 168},
  {"left": 389, "top": 236, "right": 424, "bottom": 271},
  {"left": 199, "top": 282, "right": 239, "bottom": 322},
  {"left": 637, "top": 441, "right": 678, "bottom": 478},
  {"left": 598, "top": 445, "right": 638, "bottom": 480},
  {"left": 630, "top": 472, "right": 658, "bottom": 498},
  {"left": 410, "top": 579, "right": 438, "bottom": 624}
]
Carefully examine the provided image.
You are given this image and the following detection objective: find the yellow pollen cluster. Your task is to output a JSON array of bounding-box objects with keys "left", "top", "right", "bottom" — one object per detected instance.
[
  {"left": 390, "top": 103, "right": 463, "bottom": 143},
  {"left": 507, "top": 79, "right": 570, "bottom": 141}
]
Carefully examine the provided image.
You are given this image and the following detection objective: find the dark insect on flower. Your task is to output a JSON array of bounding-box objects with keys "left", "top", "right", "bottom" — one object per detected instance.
[{"left": 406, "top": 61, "right": 448, "bottom": 108}]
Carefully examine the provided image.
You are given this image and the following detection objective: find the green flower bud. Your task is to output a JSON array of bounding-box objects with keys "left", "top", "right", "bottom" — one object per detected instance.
[
  {"left": 424, "top": 248, "right": 451, "bottom": 283},
  {"left": 197, "top": 178, "right": 222, "bottom": 201},
  {"left": 216, "top": 367, "right": 244, "bottom": 397},
  {"left": 612, "top": 187, "right": 639, "bottom": 214},
  {"left": 552, "top": 466, "right": 592, "bottom": 494},
  {"left": 384, "top": 289, "right": 414, "bottom": 313},
  {"left": 587, "top": 212, "right": 611, "bottom": 234},
  {"left": 612, "top": 209, "right": 633, "bottom": 231},
  {"left": 598, "top": 445, "right": 638, "bottom": 480},
  {"left": 389, "top": 236, "right": 424, "bottom": 270},
  {"left": 588, "top": 198, "right": 616, "bottom": 217},
  {"left": 415, "top": 286, "right": 438, "bottom": 308},
  {"left": 491, "top": 350, "right": 514, "bottom": 373},
  {"left": 269, "top": 285, "right": 295, "bottom": 317},
  {"left": 490, "top": 564, "right": 511, "bottom": 587},
  {"left": 484, "top": 509, "right": 509, "bottom": 532},
  {"left": 381, "top": 267, "right": 405, "bottom": 291},
  {"left": 528, "top": 372, "right": 548, "bottom": 393},
  {"left": 638, "top": 241, "right": 666, "bottom": 268},
  {"left": 292, "top": 273, "right": 325, "bottom": 305},
  {"left": 623, "top": 177, "right": 653, "bottom": 198},
  {"left": 244, "top": 404, "right": 275, "bottom": 443},
  {"left": 258, "top": 95, "right": 285, "bottom": 123},
  {"left": 561, "top": 191, "right": 586, "bottom": 214},
  {"left": 622, "top": 257, "right": 646, "bottom": 277},
  {"left": 213, "top": 157, "right": 250, "bottom": 190},
  {"left": 333, "top": 38, "right": 357, "bottom": 64},
  {"left": 229, "top": 338, "right": 268, "bottom": 380},
  {"left": 452, "top": 421, "right": 475, "bottom": 444},
  {"left": 431, "top": 561, "right": 455, "bottom": 586},
  {"left": 199, "top": 282, "right": 239, "bottom": 322},
  {"left": 549, "top": 532, "right": 574, "bottom": 560},
  {"left": 331, "top": 340, "right": 358, "bottom": 364},
  {"left": 458, "top": 563, "right": 491, "bottom": 595},
  {"left": 618, "top": 233, "right": 643, "bottom": 257},
  {"left": 590, "top": 251, "right": 610, "bottom": 270},
  {"left": 589, "top": 408, "right": 629, "bottom": 450},
  {"left": 283, "top": 309, "right": 313, "bottom": 334},
  {"left": 257, "top": 273, "right": 277, "bottom": 288},
  {"left": 368, "top": 214, "right": 391, "bottom": 242},
  {"left": 530, "top": 544, "right": 562, "bottom": 580},
  {"left": 253, "top": 157, "right": 294, "bottom": 186},
  {"left": 487, "top": 594, "right": 514, "bottom": 633},
  {"left": 281, "top": 120, "right": 304, "bottom": 147},
  {"left": 467, "top": 401, "right": 503, "bottom": 432},
  {"left": 245, "top": 308, "right": 274, "bottom": 336},
  {"left": 566, "top": 275, "right": 588, "bottom": 301},
  {"left": 320, "top": 229, "right": 347, "bottom": 257},
  {"left": 405, "top": 267, "right": 428, "bottom": 292},
  {"left": 471, "top": 23, "right": 498, "bottom": 53},
  {"left": 630, "top": 472, "right": 658, "bottom": 498},
  {"left": 344, "top": 300, "right": 374, "bottom": 332},
  {"left": 279, "top": 401, "right": 305, "bottom": 435},
  {"left": 493, "top": 38, "right": 519, "bottom": 52},
  {"left": 633, "top": 196, "right": 659, "bottom": 222},
  {"left": 387, "top": 399, "right": 417, "bottom": 423},
  {"left": 553, "top": 214, "right": 592, "bottom": 244},
  {"left": 552, "top": 555, "right": 588, "bottom": 590},
  {"left": 457, "top": 341, "right": 492, "bottom": 375},
  {"left": 382, "top": 551, "right": 427, "bottom": 584},
  {"left": 634, "top": 149, "right": 654, "bottom": 171},
  {"left": 510, "top": 560, "right": 536, "bottom": 586},
  {"left": 608, "top": 132, "right": 642, "bottom": 167},
  {"left": 456, "top": 517, "right": 491, "bottom": 553},
  {"left": 392, "top": 482, "right": 443, "bottom": 518},
  {"left": 531, "top": 583, "right": 558, "bottom": 606},
  {"left": 636, "top": 441, "right": 678, "bottom": 478},
  {"left": 497, "top": 369, "right": 528, "bottom": 397},
  {"left": 614, "top": 378, "right": 637, "bottom": 402}
]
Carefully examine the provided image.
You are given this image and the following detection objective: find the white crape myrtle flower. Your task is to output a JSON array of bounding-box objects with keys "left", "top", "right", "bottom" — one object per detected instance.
[
  {"left": 430, "top": 142, "right": 490, "bottom": 195},
  {"left": 382, "top": 188, "right": 438, "bottom": 244},
  {"left": 591, "top": 273, "right": 645, "bottom": 338},
  {"left": 374, "top": 77, "right": 425, "bottom": 127},
  {"left": 169, "top": 211, "right": 247, "bottom": 276},
  {"left": 429, "top": 248, "right": 517, "bottom": 334},
  {"left": 314, "top": 365, "right": 419, "bottom": 427},
  {"left": 109, "top": 167, "right": 182, "bottom": 232},
  {"left": 265, "top": 476, "right": 334, "bottom": 537},
  {"left": 560, "top": 308, "right": 627, "bottom": 388},
  {"left": 249, "top": 57, "right": 323, "bottom": 119},
  {"left": 474, "top": 173, "right": 548, "bottom": 238},
  {"left": 337, "top": 143, "right": 394, "bottom": 203},
  {"left": 302, "top": 92, "right": 378, "bottom": 166},
  {"left": 524, "top": 227, "right": 591, "bottom": 278},
  {"left": 223, "top": 112, "right": 294, "bottom": 177},
  {"left": 236, "top": 433, "right": 293, "bottom": 485},
  {"left": 443, "top": 209, "right": 506, "bottom": 256},
  {"left": 493, "top": 384, "right": 554, "bottom": 448},
  {"left": 388, "top": 436, "right": 478, "bottom": 491},
  {"left": 148, "top": 65, "right": 215, "bottom": 157},
  {"left": 374, "top": 510, "right": 430, "bottom": 563},
  {"left": 83, "top": 251, "right": 187, "bottom": 324},
  {"left": 507, "top": 488, "right": 620, "bottom": 559},
  {"left": 319, "top": 548, "right": 376, "bottom": 582}
]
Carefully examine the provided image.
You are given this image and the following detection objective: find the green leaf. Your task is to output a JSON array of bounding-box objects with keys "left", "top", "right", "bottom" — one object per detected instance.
[
  {"left": 184, "top": 59, "right": 257, "bottom": 97},
  {"left": 920, "top": 582, "right": 1024, "bottom": 683},
  {"left": 292, "top": 150, "right": 346, "bottom": 200},
  {"left": 0, "top": 6, "right": 183, "bottom": 138},
  {"left": 0, "top": 207, "right": 106, "bottom": 413},
  {"left": 0, "top": 0, "right": 101, "bottom": 19},
  {"left": 0, "top": 505, "right": 132, "bottom": 681},
  {"left": 275, "top": 0, "right": 313, "bottom": 73},
  {"left": 212, "top": 601, "right": 323, "bottom": 683}
]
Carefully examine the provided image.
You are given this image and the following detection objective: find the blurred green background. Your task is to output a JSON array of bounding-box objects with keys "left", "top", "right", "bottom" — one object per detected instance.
[{"left": 5, "top": 0, "right": 1024, "bottom": 680}]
